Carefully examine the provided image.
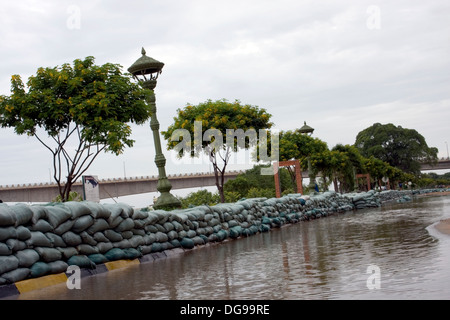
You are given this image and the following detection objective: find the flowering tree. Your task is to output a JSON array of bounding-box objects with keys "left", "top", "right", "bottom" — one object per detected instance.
[{"left": 0, "top": 56, "right": 151, "bottom": 201}]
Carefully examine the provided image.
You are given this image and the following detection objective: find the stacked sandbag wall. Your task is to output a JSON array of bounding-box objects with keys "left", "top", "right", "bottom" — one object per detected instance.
[{"left": 0, "top": 189, "right": 434, "bottom": 286}]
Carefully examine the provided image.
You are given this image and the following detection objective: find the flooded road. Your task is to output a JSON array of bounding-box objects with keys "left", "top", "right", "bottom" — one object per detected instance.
[{"left": 14, "top": 195, "right": 450, "bottom": 300}]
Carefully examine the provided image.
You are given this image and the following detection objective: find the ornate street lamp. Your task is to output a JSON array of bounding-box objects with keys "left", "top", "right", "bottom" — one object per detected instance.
[
  {"left": 128, "top": 48, "right": 181, "bottom": 209},
  {"left": 299, "top": 121, "right": 317, "bottom": 194}
]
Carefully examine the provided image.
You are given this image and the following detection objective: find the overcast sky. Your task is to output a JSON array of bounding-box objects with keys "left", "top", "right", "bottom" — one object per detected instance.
[{"left": 1, "top": 0, "right": 449, "bottom": 187}]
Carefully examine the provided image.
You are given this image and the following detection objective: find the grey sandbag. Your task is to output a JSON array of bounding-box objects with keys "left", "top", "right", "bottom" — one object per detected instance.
[
  {"left": 84, "top": 202, "right": 111, "bottom": 219},
  {"left": 0, "top": 204, "right": 17, "bottom": 226},
  {"left": 15, "top": 249, "right": 40, "bottom": 267},
  {"left": 6, "top": 239, "right": 27, "bottom": 252},
  {"left": 9, "top": 204, "right": 33, "bottom": 226},
  {"left": 30, "top": 262, "right": 50, "bottom": 278},
  {"left": 26, "top": 231, "right": 53, "bottom": 247},
  {"left": 113, "top": 239, "right": 132, "bottom": 249},
  {"left": 54, "top": 219, "right": 75, "bottom": 235},
  {"left": 72, "top": 215, "right": 94, "bottom": 233},
  {"left": 34, "top": 247, "right": 62, "bottom": 262},
  {"left": 93, "top": 232, "right": 109, "bottom": 243},
  {"left": 47, "top": 260, "right": 69, "bottom": 274},
  {"left": 96, "top": 241, "right": 113, "bottom": 254},
  {"left": 114, "top": 217, "right": 134, "bottom": 232},
  {"left": 103, "top": 229, "right": 123, "bottom": 242},
  {"left": 76, "top": 244, "right": 99, "bottom": 255},
  {"left": 1, "top": 267, "right": 30, "bottom": 283},
  {"left": 61, "top": 231, "right": 82, "bottom": 247},
  {"left": 86, "top": 218, "right": 110, "bottom": 234},
  {"left": 0, "top": 226, "right": 17, "bottom": 242},
  {"left": 29, "top": 205, "right": 47, "bottom": 225},
  {"left": 79, "top": 231, "right": 97, "bottom": 246},
  {"left": 104, "top": 248, "right": 126, "bottom": 261},
  {"left": 129, "top": 235, "right": 145, "bottom": 247},
  {"left": 121, "top": 230, "right": 133, "bottom": 239},
  {"left": 57, "top": 247, "right": 78, "bottom": 260},
  {"left": 16, "top": 225, "right": 31, "bottom": 241},
  {"left": 0, "top": 242, "right": 12, "bottom": 255},
  {"left": 64, "top": 201, "right": 91, "bottom": 219},
  {"left": 103, "top": 203, "right": 123, "bottom": 223},
  {"left": 45, "top": 233, "right": 66, "bottom": 247},
  {"left": 67, "top": 255, "right": 96, "bottom": 269},
  {"left": 0, "top": 255, "right": 19, "bottom": 274},
  {"left": 88, "top": 253, "right": 109, "bottom": 264},
  {"left": 30, "top": 219, "right": 54, "bottom": 233},
  {"left": 45, "top": 205, "right": 72, "bottom": 228},
  {"left": 116, "top": 203, "right": 134, "bottom": 218}
]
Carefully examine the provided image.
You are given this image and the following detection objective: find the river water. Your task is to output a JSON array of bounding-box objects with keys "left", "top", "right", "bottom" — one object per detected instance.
[{"left": 13, "top": 194, "right": 450, "bottom": 300}]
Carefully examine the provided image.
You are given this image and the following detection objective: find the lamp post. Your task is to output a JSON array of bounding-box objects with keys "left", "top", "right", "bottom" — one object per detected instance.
[
  {"left": 299, "top": 121, "right": 317, "bottom": 194},
  {"left": 128, "top": 48, "right": 181, "bottom": 209}
]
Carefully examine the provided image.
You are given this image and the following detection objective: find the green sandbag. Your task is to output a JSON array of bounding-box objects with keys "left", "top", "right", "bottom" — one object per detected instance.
[
  {"left": 180, "top": 238, "right": 194, "bottom": 249},
  {"left": 150, "top": 242, "right": 162, "bottom": 253},
  {"left": 104, "top": 248, "right": 126, "bottom": 261},
  {"left": 30, "top": 261, "right": 50, "bottom": 278},
  {"left": 229, "top": 226, "right": 242, "bottom": 239},
  {"left": 122, "top": 248, "right": 142, "bottom": 260},
  {"left": 88, "top": 253, "right": 109, "bottom": 264},
  {"left": 67, "top": 255, "right": 96, "bottom": 269}
]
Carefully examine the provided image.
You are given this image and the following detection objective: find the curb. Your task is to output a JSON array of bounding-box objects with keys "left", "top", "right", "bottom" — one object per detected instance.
[{"left": 0, "top": 247, "right": 186, "bottom": 299}]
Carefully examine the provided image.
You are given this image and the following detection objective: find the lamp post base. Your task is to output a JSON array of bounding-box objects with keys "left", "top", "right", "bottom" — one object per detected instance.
[{"left": 153, "top": 192, "right": 181, "bottom": 210}]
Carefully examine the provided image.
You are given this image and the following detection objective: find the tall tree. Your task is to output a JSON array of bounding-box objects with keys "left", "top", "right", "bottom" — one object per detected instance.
[
  {"left": 162, "top": 98, "right": 273, "bottom": 202},
  {"left": 0, "top": 56, "right": 151, "bottom": 201},
  {"left": 355, "top": 123, "right": 438, "bottom": 174}
]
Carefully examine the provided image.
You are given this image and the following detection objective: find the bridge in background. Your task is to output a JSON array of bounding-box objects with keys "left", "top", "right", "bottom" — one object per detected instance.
[
  {"left": 1, "top": 159, "right": 449, "bottom": 203},
  {"left": 0, "top": 171, "right": 244, "bottom": 203}
]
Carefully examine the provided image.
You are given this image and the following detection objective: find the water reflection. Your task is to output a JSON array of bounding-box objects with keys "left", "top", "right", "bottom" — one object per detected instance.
[{"left": 14, "top": 195, "right": 450, "bottom": 300}]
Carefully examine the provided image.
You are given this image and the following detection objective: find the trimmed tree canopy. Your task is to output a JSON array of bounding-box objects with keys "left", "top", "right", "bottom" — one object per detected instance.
[{"left": 354, "top": 123, "right": 438, "bottom": 174}]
